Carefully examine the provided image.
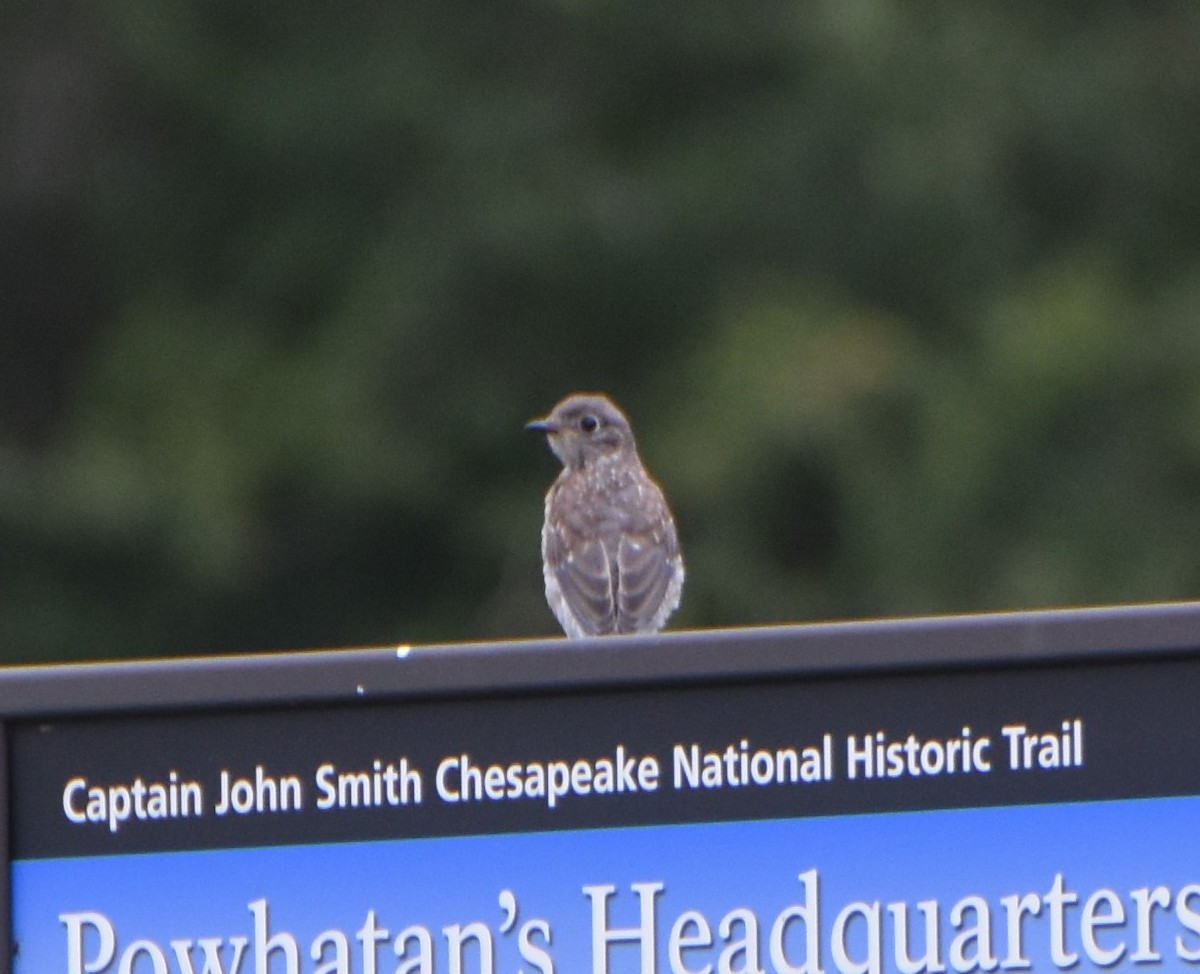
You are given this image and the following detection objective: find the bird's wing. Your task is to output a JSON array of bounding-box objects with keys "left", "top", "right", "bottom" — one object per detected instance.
[
  {"left": 543, "top": 514, "right": 618, "bottom": 636},
  {"left": 616, "top": 523, "right": 682, "bottom": 634}
]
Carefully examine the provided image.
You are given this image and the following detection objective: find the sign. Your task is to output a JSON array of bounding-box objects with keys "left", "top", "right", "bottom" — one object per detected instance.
[{"left": 4, "top": 603, "right": 1200, "bottom": 974}]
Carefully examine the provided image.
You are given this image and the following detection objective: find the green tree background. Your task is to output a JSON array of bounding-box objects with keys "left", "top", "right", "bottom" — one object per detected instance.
[{"left": 4, "top": 1, "right": 1200, "bottom": 662}]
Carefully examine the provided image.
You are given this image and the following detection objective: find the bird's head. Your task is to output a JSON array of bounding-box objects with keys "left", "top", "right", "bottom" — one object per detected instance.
[{"left": 526, "top": 393, "right": 636, "bottom": 469}]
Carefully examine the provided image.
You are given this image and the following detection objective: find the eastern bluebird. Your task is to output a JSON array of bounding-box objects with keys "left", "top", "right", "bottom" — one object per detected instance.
[{"left": 526, "top": 393, "right": 684, "bottom": 637}]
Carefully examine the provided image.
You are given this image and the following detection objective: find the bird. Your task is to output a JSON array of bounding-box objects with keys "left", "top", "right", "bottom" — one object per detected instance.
[{"left": 526, "top": 393, "right": 684, "bottom": 637}]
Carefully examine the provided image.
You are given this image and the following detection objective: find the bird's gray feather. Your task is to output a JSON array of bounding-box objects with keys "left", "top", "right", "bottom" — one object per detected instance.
[{"left": 542, "top": 458, "right": 682, "bottom": 636}]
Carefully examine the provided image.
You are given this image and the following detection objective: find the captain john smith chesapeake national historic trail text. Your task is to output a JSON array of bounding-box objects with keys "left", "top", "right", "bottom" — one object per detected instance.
[{"left": 62, "top": 719, "right": 1084, "bottom": 835}]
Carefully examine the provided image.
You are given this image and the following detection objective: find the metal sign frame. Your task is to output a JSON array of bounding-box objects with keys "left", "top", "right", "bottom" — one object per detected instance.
[{"left": 4, "top": 600, "right": 1200, "bottom": 974}]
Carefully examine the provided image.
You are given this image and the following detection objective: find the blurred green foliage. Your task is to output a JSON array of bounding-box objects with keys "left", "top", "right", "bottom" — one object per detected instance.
[{"left": 3, "top": 0, "right": 1200, "bottom": 661}]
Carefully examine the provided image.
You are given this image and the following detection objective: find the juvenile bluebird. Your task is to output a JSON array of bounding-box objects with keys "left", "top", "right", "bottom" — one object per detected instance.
[{"left": 526, "top": 393, "right": 684, "bottom": 637}]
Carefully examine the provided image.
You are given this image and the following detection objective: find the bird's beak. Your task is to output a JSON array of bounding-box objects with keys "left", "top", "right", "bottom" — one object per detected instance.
[{"left": 525, "top": 417, "right": 558, "bottom": 433}]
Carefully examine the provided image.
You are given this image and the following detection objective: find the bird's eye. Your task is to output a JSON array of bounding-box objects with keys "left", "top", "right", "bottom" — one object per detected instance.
[{"left": 579, "top": 415, "right": 599, "bottom": 433}]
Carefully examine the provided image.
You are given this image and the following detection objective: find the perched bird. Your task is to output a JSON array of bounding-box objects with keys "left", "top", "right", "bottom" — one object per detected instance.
[{"left": 526, "top": 393, "right": 684, "bottom": 637}]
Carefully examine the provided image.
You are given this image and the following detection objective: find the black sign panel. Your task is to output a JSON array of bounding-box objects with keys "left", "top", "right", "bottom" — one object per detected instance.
[{"left": 11, "top": 657, "right": 1200, "bottom": 859}]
